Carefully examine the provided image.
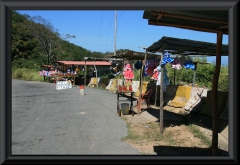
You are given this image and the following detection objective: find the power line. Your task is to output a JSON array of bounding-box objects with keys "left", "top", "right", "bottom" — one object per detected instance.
[
  {"left": 98, "top": 11, "right": 103, "bottom": 52},
  {"left": 104, "top": 11, "right": 127, "bottom": 53},
  {"left": 96, "top": 10, "right": 127, "bottom": 53},
  {"left": 103, "top": 13, "right": 114, "bottom": 53}
]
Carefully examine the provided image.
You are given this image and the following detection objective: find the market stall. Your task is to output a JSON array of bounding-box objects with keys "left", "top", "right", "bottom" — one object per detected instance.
[
  {"left": 53, "top": 60, "right": 112, "bottom": 86},
  {"left": 39, "top": 64, "right": 57, "bottom": 83},
  {"left": 143, "top": 10, "right": 229, "bottom": 153},
  {"left": 110, "top": 50, "right": 162, "bottom": 115},
  {"left": 146, "top": 35, "right": 228, "bottom": 137},
  {"left": 39, "top": 64, "right": 76, "bottom": 84},
  {"left": 82, "top": 57, "right": 122, "bottom": 89}
]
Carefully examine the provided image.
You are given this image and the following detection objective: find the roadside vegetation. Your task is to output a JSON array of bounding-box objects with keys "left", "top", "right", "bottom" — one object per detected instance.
[{"left": 12, "top": 68, "right": 44, "bottom": 82}]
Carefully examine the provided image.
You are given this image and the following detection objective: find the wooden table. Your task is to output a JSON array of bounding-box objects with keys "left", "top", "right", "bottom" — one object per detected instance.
[{"left": 117, "top": 91, "right": 134, "bottom": 116}]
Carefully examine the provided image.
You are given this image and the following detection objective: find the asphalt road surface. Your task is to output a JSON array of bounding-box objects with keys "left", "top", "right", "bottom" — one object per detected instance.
[{"left": 12, "top": 79, "right": 141, "bottom": 155}]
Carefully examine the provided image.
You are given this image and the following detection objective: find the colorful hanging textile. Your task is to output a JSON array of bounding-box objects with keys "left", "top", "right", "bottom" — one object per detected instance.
[
  {"left": 134, "top": 60, "right": 142, "bottom": 70},
  {"left": 123, "top": 63, "right": 134, "bottom": 82},
  {"left": 161, "top": 51, "right": 174, "bottom": 66},
  {"left": 156, "top": 65, "right": 170, "bottom": 92},
  {"left": 151, "top": 68, "right": 159, "bottom": 80},
  {"left": 171, "top": 57, "right": 182, "bottom": 70}
]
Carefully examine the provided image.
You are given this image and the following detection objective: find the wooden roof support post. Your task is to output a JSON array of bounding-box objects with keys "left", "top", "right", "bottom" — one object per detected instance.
[
  {"left": 154, "top": 82, "right": 157, "bottom": 106},
  {"left": 159, "top": 47, "right": 165, "bottom": 135},
  {"left": 193, "top": 62, "right": 198, "bottom": 87},
  {"left": 93, "top": 58, "right": 98, "bottom": 89},
  {"left": 174, "top": 68, "right": 176, "bottom": 85},
  {"left": 211, "top": 31, "right": 223, "bottom": 155},
  {"left": 140, "top": 60, "right": 142, "bottom": 86},
  {"left": 84, "top": 60, "right": 87, "bottom": 86},
  {"left": 137, "top": 49, "right": 148, "bottom": 113}
]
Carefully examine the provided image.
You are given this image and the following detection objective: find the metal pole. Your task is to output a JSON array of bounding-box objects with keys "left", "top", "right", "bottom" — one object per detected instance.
[
  {"left": 114, "top": 11, "right": 118, "bottom": 79},
  {"left": 84, "top": 60, "right": 87, "bottom": 86},
  {"left": 114, "top": 11, "right": 117, "bottom": 56}
]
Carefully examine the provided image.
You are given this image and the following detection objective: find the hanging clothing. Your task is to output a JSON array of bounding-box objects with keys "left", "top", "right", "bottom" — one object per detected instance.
[
  {"left": 146, "top": 67, "right": 154, "bottom": 76},
  {"left": 161, "top": 51, "right": 174, "bottom": 66},
  {"left": 179, "top": 55, "right": 186, "bottom": 65},
  {"left": 151, "top": 68, "right": 159, "bottom": 80},
  {"left": 124, "top": 70, "right": 134, "bottom": 79},
  {"left": 156, "top": 66, "right": 170, "bottom": 92},
  {"left": 171, "top": 57, "right": 182, "bottom": 70},
  {"left": 145, "top": 58, "right": 158, "bottom": 77},
  {"left": 134, "top": 60, "right": 142, "bottom": 70},
  {"left": 123, "top": 63, "right": 134, "bottom": 81}
]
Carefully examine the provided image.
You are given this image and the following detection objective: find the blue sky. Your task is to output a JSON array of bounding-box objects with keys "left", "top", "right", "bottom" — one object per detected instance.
[{"left": 16, "top": 10, "right": 229, "bottom": 66}]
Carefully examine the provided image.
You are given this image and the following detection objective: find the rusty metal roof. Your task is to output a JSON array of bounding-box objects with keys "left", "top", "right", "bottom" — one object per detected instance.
[
  {"left": 54, "top": 61, "right": 111, "bottom": 66},
  {"left": 143, "top": 10, "right": 228, "bottom": 35}
]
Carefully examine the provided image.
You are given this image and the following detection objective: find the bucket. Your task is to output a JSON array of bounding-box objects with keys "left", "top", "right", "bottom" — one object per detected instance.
[
  {"left": 121, "top": 103, "right": 130, "bottom": 115},
  {"left": 79, "top": 85, "right": 85, "bottom": 96}
]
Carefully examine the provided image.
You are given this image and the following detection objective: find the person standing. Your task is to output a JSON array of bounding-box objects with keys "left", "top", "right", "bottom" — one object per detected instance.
[{"left": 89, "top": 69, "right": 94, "bottom": 77}]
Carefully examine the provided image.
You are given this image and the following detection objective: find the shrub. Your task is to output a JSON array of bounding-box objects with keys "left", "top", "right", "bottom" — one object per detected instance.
[{"left": 12, "top": 68, "right": 44, "bottom": 82}]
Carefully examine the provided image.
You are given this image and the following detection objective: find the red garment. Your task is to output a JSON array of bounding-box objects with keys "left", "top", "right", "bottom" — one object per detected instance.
[
  {"left": 123, "top": 63, "right": 134, "bottom": 80},
  {"left": 146, "top": 67, "right": 154, "bottom": 76},
  {"left": 124, "top": 70, "right": 134, "bottom": 79},
  {"left": 151, "top": 70, "right": 158, "bottom": 80}
]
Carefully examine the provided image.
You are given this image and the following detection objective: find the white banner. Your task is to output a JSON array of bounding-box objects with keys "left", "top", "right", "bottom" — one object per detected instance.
[{"left": 56, "top": 81, "right": 72, "bottom": 90}]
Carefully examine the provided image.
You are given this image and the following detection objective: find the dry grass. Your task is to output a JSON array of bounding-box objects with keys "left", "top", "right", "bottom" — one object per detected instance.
[{"left": 120, "top": 114, "right": 213, "bottom": 155}]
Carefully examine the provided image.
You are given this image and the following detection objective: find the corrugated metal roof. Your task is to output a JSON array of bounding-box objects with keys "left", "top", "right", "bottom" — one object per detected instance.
[
  {"left": 55, "top": 61, "right": 111, "bottom": 66},
  {"left": 147, "top": 36, "right": 228, "bottom": 56}
]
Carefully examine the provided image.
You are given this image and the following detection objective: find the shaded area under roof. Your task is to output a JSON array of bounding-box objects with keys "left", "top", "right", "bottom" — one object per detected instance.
[
  {"left": 111, "top": 50, "right": 161, "bottom": 60},
  {"left": 147, "top": 36, "right": 228, "bottom": 56},
  {"left": 54, "top": 61, "right": 111, "bottom": 66},
  {"left": 143, "top": 10, "right": 228, "bottom": 35}
]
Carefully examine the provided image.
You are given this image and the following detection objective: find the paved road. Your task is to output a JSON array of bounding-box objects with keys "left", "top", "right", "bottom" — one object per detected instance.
[{"left": 12, "top": 79, "right": 141, "bottom": 155}]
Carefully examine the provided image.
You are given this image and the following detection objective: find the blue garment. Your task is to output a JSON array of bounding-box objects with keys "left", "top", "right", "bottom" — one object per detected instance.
[{"left": 142, "top": 60, "right": 149, "bottom": 77}]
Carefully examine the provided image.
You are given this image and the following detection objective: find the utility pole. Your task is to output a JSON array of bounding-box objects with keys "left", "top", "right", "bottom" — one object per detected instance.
[
  {"left": 114, "top": 10, "right": 117, "bottom": 76},
  {"left": 114, "top": 10, "right": 117, "bottom": 56}
]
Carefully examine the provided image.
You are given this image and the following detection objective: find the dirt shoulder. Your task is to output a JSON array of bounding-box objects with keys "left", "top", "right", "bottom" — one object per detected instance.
[{"left": 120, "top": 104, "right": 228, "bottom": 155}]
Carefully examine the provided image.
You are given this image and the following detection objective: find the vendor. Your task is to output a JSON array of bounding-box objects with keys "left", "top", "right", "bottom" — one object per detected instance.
[{"left": 89, "top": 69, "right": 94, "bottom": 77}]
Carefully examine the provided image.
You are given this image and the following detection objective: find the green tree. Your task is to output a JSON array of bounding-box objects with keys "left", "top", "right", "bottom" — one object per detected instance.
[{"left": 23, "top": 14, "right": 75, "bottom": 65}]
